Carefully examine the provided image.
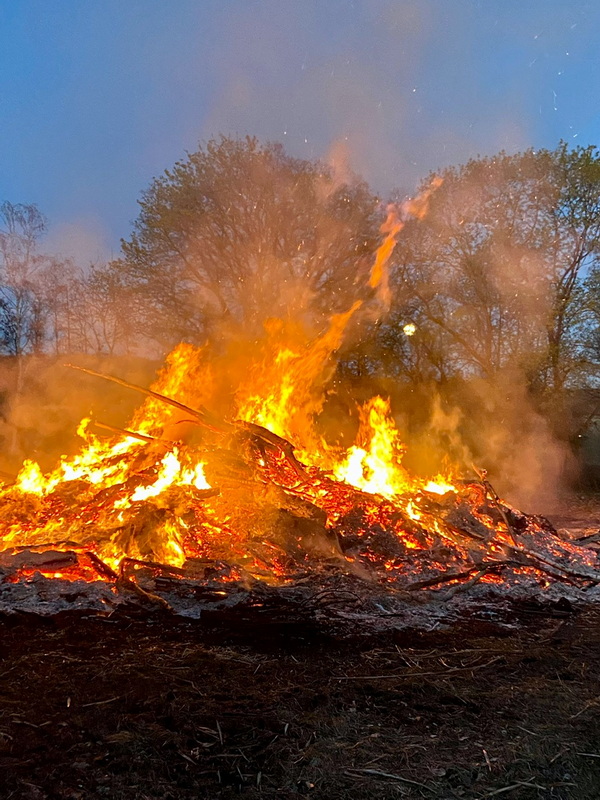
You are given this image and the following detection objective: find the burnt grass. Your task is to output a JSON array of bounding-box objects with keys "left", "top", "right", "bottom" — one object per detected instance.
[{"left": 1, "top": 602, "right": 600, "bottom": 800}]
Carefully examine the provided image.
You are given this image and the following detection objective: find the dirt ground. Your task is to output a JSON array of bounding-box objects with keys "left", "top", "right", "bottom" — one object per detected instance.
[{"left": 2, "top": 502, "right": 600, "bottom": 800}]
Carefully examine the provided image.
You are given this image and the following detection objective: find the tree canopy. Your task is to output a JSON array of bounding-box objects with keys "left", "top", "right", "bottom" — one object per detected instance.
[{"left": 115, "top": 135, "right": 380, "bottom": 345}]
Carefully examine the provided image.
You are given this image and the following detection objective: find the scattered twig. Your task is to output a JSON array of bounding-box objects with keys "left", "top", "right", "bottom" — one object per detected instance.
[
  {"left": 335, "top": 655, "right": 503, "bottom": 680},
  {"left": 118, "top": 575, "right": 174, "bottom": 612},
  {"left": 81, "top": 696, "right": 121, "bottom": 708},
  {"left": 10, "top": 718, "right": 51, "bottom": 729},
  {"left": 65, "top": 363, "right": 229, "bottom": 434},
  {"left": 86, "top": 551, "right": 119, "bottom": 581},
  {"left": 93, "top": 421, "right": 158, "bottom": 443},
  {"left": 573, "top": 531, "right": 600, "bottom": 544},
  {"left": 515, "top": 725, "right": 539, "bottom": 736},
  {"left": 407, "top": 568, "right": 481, "bottom": 590},
  {"left": 442, "top": 567, "right": 495, "bottom": 599},
  {"left": 472, "top": 467, "right": 516, "bottom": 542},
  {"left": 571, "top": 696, "right": 600, "bottom": 718},
  {"left": 482, "top": 780, "right": 547, "bottom": 797},
  {"left": 550, "top": 745, "right": 571, "bottom": 763},
  {"left": 482, "top": 748, "right": 493, "bottom": 771},
  {"left": 86, "top": 551, "right": 173, "bottom": 612},
  {"left": 345, "top": 767, "right": 434, "bottom": 791}
]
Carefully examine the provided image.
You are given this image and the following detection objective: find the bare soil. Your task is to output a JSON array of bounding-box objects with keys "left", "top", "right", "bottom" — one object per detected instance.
[{"left": 2, "top": 502, "right": 600, "bottom": 800}]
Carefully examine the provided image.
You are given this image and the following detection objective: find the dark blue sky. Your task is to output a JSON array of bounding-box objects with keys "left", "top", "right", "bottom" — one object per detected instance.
[{"left": 1, "top": 0, "right": 599, "bottom": 263}]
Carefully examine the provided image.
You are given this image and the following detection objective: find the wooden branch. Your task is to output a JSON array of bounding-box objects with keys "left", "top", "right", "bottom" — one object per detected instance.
[
  {"left": 407, "top": 568, "right": 482, "bottom": 591},
  {"left": 117, "top": 575, "right": 174, "bottom": 611},
  {"left": 236, "top": 420, "right": 297, "bottom": 455},
  {"left": 468, "top": 470, "right": 600, "bottom": 585},
  {"left": 65, "top": 363, "right": 231, "bottom": 435},
  {"left": 442, "top": 568, "right": 490, "bottom": 599},
  {"left": 93, "top": 421, "right": 157, "bottom": 443},
  {"left": 471, "top": 467, "right": 516, "bottom": 542},
  {"left": 86, "top": 551, "right": 173, "bottom": 611},
  {"left": 508, "top": 546, "right": 600, "bottom": 586},
  {"left": 235, "top": 420, "right": 309, "bottom": 480},
  {"left": 345, "top": 768, "right": 433, "bottom": 791},
  {"left": 86, "top": 551, "right": 119, "bottom": 581}
]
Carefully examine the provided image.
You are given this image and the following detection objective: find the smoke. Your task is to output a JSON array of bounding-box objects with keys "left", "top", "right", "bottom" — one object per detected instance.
[
  {"left": 200, "top": 0, "right": 430, "bottom": 193},
  {"left": 405, "top": 378, "right": 573, "bottom": 514},
  {"left": 198, "top": 0, "right": 559, "bottom": 197},
  {"left": 0, "top": 355, "right": 159, "bottom": 476},
  {"left": 466, "top": 378, "right": 573, "bottom": 514}
]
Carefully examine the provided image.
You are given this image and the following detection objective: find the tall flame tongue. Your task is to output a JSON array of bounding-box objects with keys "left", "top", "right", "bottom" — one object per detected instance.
[{"left": 235, "top": 302, "right": 362, "bottom": 449}]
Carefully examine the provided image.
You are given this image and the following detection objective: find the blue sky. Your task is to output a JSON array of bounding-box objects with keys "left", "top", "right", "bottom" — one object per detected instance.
[{"left": 1, "top": 0, "right": 599, "bottom": 263}]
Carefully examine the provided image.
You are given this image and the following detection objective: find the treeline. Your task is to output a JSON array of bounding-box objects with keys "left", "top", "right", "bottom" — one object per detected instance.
[
  {"left": 0, "top": 202, "right": 140, "bottom": 356},
  {"left": 4, "top": 136, "right": 600, "bottom": 467}
]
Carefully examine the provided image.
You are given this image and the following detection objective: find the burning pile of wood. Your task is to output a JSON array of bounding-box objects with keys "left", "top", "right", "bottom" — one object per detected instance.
[
  {"left": 1, "top": 192, "right": 599, "bottom": 627},
  {"left": 1, "top": 356, "right": 599, "bottom": 626}
]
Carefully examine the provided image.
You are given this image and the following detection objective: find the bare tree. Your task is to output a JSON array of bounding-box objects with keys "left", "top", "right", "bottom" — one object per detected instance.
[{"left": 0, "top": 202, "right": 49, "bottom": 356}]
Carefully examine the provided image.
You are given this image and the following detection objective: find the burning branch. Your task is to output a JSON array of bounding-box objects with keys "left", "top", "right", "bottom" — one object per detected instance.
[
  {"left": 93, "top": 421, "right": 159, "bottom": 443},
  {"left": 65, "top": 363, "right": 231, "bottom": 435}
]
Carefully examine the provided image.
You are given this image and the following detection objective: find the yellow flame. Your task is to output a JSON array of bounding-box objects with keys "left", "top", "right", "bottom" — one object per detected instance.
[
  {"left": 130, "top": 451, "right": 183, "bottom": 502},
  {"left": 236, "top": 303, "right": 361, "bottom": 448},
  {"left": 423, "top": 478, "right": 455, "bottom": 496},
  {"left": 15, "top": 460, "right": 47, "bottom": 495},
  {"left": 334, "top": 397, "right": 411, "bottom": 498}
]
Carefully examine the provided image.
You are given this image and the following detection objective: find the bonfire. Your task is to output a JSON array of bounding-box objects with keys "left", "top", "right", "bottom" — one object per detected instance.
[{"left": 1, "top": 187, "right": 599, "bottom": 625}]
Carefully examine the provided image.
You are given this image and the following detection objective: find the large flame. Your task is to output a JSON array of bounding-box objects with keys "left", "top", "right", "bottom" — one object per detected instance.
[
  {"left": 0, "top": 329, "right": 458, "bottom": 579},
  {"left": 0, "top": 181, "right": 471, "bottom": 584}
]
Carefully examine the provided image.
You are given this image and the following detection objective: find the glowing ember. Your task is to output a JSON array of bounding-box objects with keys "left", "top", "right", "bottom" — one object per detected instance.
[{"left": 423, "top": 478, "right": 455, "bottom": 495}]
